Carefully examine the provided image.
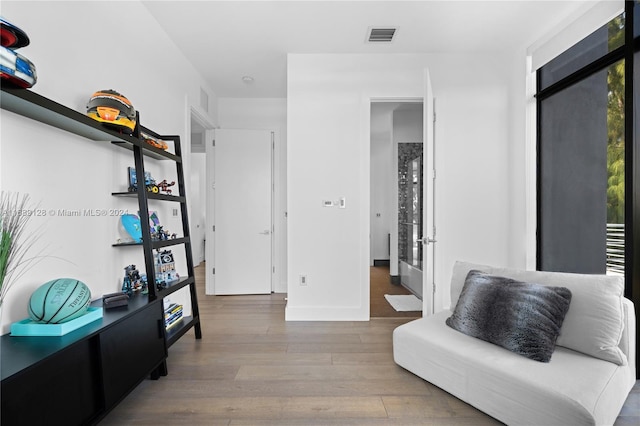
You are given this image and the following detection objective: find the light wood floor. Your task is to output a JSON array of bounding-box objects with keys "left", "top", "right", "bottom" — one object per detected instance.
[
  {"left": 100, "top": 265, "right": 640, "bottom": 425},
  {"left": 370, "top": 265, "right": 422, "bottom": 319}
]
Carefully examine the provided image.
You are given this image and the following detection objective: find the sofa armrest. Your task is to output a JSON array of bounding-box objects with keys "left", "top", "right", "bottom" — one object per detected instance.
[{"left": 620, "top": 297, "right": 636, "bottom": 377}]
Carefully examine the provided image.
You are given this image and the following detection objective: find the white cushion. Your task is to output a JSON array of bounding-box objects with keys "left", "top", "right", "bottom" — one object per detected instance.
[
  {"left": 394, "top": 312, "right": 635, "bottom": 425},
  {"left": 450, "top": 261, "right": 626, "bottom": 366}
]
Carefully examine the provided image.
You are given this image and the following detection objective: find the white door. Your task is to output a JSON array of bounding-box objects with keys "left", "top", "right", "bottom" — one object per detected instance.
[
  {"left": 212, "top": 129, "right": 272, "bottom": 295},
  {"left": 422, "top": 69, "right": 436, "bottom": 315}
]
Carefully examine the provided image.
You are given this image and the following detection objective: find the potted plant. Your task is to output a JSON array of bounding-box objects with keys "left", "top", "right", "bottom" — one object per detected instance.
[{"left": 0, "top": 192, "right": 42, "bottom": 309}]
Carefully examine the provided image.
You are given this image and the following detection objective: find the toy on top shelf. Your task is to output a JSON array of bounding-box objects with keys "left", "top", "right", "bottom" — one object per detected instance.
[
  {"left": 154, "top": 249, "right": 179, "bottom": 290},
  {"left": 1, "top": 17, "right": 30, "bottom": 49},
  {"left": 86, "top": 89, "right": 136, "bottom": 134},
  {"left": 140, "top": 131, "right": 169, "bottom": 151},
  {"left": 121, "top": 264, "right": 148, "bottom": 295},
  {"left": 1, "top": 18, "right": 37, "bottom": 88}
]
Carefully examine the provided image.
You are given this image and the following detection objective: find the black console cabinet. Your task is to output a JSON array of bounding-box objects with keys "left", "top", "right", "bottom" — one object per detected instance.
[{"left": 1, "top": 296, "right": 166, "bottom": 425}]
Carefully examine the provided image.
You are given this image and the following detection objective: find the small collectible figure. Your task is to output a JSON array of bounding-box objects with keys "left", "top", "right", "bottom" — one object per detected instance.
[
  {"left": 156, "top": 179, "right": 176, "bottom": 195},
  {"left": 154, "top": 249, "right": 179, "bottom": 289},
  {"left": 122, "top": 264, "right": 147, "bottom": 295}
]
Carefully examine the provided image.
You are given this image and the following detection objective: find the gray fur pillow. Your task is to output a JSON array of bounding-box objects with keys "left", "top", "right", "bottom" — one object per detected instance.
[{"left": 446, "top": 270, "right": 572, "bottom": 362}]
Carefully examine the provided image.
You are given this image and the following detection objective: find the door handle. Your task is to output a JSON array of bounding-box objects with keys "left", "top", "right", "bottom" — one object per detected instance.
[
  {"left": 418, "top": 236, "right": 437, "bottom": 245},
  {"left": 259, "top": 230, "right": 271, "bottom": 235}
]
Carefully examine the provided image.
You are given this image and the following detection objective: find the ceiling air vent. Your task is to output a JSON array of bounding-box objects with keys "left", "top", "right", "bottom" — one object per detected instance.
[{"left": 368, "top": 27, "right": 397, "bottom": 43}]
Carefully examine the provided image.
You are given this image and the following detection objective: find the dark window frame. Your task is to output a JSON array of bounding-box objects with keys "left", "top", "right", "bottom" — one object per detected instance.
[{"left": 536, "top": 1, "right": 638, "bottom": 375}]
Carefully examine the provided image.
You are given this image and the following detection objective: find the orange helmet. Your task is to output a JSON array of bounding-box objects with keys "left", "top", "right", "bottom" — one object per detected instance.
[{"left": 86, "top": 89, "right": 136, "bottom": 133}]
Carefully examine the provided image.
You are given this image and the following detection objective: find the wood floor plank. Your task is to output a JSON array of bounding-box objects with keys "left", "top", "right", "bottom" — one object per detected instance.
[
  {"left": 173, "top": 332, "right": 362, "bottom": 344},
  {"left": 331, "top": 352, "right": 395, "bottom": 365},
  {"left": 106, "top": 396, "right": 389, "bottom": 420},
  {"left": 169, "top": 351, "right": 334, "bottom": 366},
  {"left": 234, "top": 364, "right": 410, "bottom": 382},
  {"left": 286, "top": 342, "right": 391, "bottom": 354},
  {"left": 117, "top": 377, "right": 432, "bottom": 399},
  {"left": 228, "top": 419, "right": 496, "bottom": 426},
  {"left": 370, "top": 265, "right": 422, "bottom": 318},
  {"left": 382, "top": 396, "right": 503, "bottom": 424}
]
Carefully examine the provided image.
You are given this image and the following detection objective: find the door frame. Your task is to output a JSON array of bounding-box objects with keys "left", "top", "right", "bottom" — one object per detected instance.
[
  {"left": 206, "top": 128, "right": 275, "bottom": 295},
  {"left": 422, "top": 69, "right": 436, "bottom": 316},
  {"left": 187, "top": 104, "right": 215, "bottom": 290},
  {"left": 367, "top": 95, "right": 436, "bottom": 317}
]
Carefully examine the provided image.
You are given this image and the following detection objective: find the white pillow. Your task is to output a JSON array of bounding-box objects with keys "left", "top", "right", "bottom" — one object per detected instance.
[{"left": 450, "top": 261, "right": 626, "bottom": 366}]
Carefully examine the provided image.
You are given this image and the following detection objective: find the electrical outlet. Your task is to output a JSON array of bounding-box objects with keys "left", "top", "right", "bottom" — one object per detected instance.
[{"left": 299, "top": 275, "right": 307, "bottom": 286}]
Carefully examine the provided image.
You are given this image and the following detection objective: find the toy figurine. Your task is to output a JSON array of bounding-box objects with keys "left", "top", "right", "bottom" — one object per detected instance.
[
  {"left": 154, "top": 249, "right": 179, "bottom": 289},
  {"left": 122, "top": 264, "right": 148, "bottom": 295},
  {"left": 156, "top": 179, "right": 176, "bottom": 195},
  {"left": 153, "top": 225, "right": 178, "bottom": 241}
]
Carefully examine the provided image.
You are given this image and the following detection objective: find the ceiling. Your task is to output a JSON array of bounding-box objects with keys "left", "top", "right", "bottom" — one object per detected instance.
[{"left": 143, "top": 0, "right": 590, "bottom": 99}]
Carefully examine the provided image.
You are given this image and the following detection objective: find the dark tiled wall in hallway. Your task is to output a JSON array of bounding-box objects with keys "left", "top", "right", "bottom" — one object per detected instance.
[{"left": 398, "top": 143, "right": 423, "bottom": 265}]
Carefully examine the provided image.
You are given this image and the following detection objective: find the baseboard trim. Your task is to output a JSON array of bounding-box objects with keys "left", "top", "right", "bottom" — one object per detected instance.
[
  {"left": 373, "top": 259, "right": 390, "bottom": 267},
  {"left": 390, "top": 275, "right": 401, "bottom": 285},
  {"left": 285, "top": 305, "right": 369, "bottom": 321}
]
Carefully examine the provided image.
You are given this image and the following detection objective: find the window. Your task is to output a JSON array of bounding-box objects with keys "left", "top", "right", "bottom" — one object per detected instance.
[{"left": 537, "top": 3, "right": 638, "bottom": 302}]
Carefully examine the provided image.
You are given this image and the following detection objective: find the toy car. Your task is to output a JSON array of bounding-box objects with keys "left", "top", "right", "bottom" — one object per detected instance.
[
  {"left": 128, "top": 167, "right": 159, "bottom": 193},
  {"left": 141, "top": 132, "right": 169, "bottom": 150},
  {"left": 145, "top": 137, "right": 168, "bottom": 150}
]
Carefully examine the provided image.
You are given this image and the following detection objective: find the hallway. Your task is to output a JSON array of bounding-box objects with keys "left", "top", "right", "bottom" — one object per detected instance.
[{"left": 370, "top": 265, "right": 422, "bottom": 318}]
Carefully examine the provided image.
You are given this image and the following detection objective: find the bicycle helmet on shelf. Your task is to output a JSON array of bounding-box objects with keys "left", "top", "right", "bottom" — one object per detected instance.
[
  {"left": 0, "top": 45, "right": 36, "bottom": 88},
  {"left": 1, "top": 18, "right": 30, "bottom": 49},
  {"left": 86, "top": 89, "right": 136, "bottom": 134}
]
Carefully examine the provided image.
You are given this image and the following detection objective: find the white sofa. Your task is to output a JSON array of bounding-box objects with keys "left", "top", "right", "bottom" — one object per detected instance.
[{"left": 393, "top": 261, "right": 637, "bottom": 426}]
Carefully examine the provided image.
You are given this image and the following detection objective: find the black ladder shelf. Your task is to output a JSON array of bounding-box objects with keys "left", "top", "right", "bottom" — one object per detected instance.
[
  {"left": 0, "top": 86, "right": 202, "bottom": 348},
  {"left": 111, "top": 120, "right": 203, "bottom": 348}
]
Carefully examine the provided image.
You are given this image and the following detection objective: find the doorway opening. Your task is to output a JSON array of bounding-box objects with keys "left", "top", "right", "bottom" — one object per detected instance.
[
  {"left": 189, "top": 112, "right": 210, "bottom": 267},
  {"left": 188, "top": 105, "right": 215, "bottom": 292},
  {"left": 370, "top": 100, "right": 423, "bottom": 318}
]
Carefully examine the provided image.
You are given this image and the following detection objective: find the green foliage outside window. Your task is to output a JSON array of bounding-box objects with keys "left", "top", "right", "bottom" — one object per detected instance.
[{"left": 607, "top": 16, "right": 625, "bottom": 224}]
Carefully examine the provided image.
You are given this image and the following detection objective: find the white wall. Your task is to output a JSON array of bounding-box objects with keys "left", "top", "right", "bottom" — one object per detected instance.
[
  {"left": 369, "top": 105, "right": 393, "bottom": 265},
  {"left": 0, "top": 1, "right": 217, "bottom": 332},
  {"left": 394, "top": 109, "right": 423, "bottom": 143},
  {"left": 286, "top": 53, "right": 517, "bottom": 320},
  {"left": 217, "top": 98, "right": 287, "bottom": 292}
]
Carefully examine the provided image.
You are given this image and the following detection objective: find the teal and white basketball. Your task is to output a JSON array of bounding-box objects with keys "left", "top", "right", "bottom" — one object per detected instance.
[{"left": 28, "top": 278, "right": 91, "bottom": 324}]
